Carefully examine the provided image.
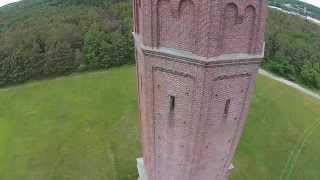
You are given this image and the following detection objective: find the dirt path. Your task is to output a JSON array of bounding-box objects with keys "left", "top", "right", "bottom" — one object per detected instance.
[{"left": 259, "top": 69, "right": 320, "bottom": 101}]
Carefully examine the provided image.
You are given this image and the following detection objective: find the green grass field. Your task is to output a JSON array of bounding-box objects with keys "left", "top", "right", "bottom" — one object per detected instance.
[{"left": 0, "top": 66, "right": 319, "bottom": 180}]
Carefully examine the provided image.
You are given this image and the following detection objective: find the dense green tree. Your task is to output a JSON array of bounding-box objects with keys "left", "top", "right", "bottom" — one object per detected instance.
[
  {"left": 0, "top": 0, "right": 319, "bottom": 90},
  {"left": 301, "top": 62, "right": 320, "bottom": 88},
  {"left": 264, "top": 9, "right": 320, "bottom": 89},
  {"left": 0, "top": 0, "right": 133, "bottom": 87}
]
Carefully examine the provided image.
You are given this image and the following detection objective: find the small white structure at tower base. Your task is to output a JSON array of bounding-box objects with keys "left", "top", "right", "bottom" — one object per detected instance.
[{"left": 137, "top": 158, "right": 148, "bottom": 180}]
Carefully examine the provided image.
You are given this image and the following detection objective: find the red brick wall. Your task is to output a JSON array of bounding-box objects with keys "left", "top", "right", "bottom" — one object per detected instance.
[
  {"left": 157, "top": 0, "right": 196, "bottom": 52},
  {"left": 134, "top": 0, "right": 267, "bottom": 179},
  {"left": 135, "top": 49, "right": 261, "bottom": 180}
]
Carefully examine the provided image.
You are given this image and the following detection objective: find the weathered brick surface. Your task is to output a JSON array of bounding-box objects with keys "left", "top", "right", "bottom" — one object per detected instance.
[
  {"left": 134, "top": 0, "right": 267, "bottom": 56},
  {"left": 134, "top": 0, "right": 267, "bottom": 179}
]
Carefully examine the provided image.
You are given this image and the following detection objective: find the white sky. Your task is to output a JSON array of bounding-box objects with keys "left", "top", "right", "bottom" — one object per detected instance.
[{"left": 0, "top": 0, "right": 21, "bottom": 7}]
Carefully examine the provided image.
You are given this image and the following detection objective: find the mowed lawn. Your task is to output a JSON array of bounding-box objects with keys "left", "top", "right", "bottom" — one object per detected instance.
[{"left": 0, "top": 66, "right": 320, "bottom": 180}]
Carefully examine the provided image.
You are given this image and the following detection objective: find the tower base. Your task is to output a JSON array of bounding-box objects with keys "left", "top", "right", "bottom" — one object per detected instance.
[
  {"left": 137, "top": 158, "right": 148, "bottom": 180},
  {"left": 136, "top": 157, "right": 234, "bottom": 180}
]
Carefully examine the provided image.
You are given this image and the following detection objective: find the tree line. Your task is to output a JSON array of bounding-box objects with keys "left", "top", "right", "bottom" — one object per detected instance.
[
  {"left": 264, "top": 9, "right": 320, "bottom": 89},
  {"left": 0, "top": 0, "right": 320, "bottom": 90},
  {"left": 0, "top": 0, "right": 134, "bottom": 86}
]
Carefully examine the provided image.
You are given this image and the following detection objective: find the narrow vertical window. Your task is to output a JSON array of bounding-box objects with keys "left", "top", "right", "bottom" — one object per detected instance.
[
  {"left": 140, "top": 75, "right": 143, "bottom": 90},
  {"left": 170, "top": 95, "right": 175, "bottom": 111},
  {"left": 134, "top": 0, "right": 140, "bottom": 33},
  {"left": 224, "top": 99, "right": 231, "bottom": 116},
  {"left": 168, "top": 95, "right": 176, "bottom": 128}
]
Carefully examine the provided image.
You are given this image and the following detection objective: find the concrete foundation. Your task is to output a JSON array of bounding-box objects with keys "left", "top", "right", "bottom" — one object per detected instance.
[
  {"left": 137, "top": 158, "right": 234, "bottom": 180},
  {"left": 137, "top": 158, "right": 148, "bottom": 180}
]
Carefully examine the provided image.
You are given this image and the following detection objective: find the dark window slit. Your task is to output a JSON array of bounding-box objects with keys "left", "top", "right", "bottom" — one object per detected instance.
[
  {"left": 224, "top": 99, "right": 231, "bottom": 116},
  {"left": 170, "top": 95, "right": 175, "bottom": 111}
]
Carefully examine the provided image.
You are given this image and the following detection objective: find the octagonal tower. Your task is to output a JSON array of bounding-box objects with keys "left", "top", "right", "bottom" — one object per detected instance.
[{"left": 133, "top": 0, "right": 268, "bottom": 179}]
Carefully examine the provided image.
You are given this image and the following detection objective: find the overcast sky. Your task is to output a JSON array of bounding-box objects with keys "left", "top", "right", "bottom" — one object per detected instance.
[
  {"left": 0, "top": 0, "right": 21, "bottom": 7},
  {"left": 0, "top": 0, "right": 320, "bottom": 9}
]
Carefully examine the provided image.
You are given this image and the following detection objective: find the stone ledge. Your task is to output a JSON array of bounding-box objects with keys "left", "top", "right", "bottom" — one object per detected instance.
[{"left": 133, "top": 32, "right": 264, "bottom": 67}]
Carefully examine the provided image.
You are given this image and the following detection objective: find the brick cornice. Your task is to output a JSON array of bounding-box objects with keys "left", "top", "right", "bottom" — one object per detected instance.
[{"left": 134, "top": 32, "right": 264, "bottom": 67}]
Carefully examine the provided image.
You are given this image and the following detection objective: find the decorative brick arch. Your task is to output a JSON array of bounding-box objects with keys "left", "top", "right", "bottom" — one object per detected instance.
[
  {"left": 134, "top": 0, "right": 143, "bottom": 34},
  {"left": 245, "top": 5, "right": 257, "bottom": 53},
  {"left": 219, "top": 1, "right": 257, "bottom": 55},
  {"left": 134, "top": 0, "right": 140, "bottom": 33},
  {"left": 156, "top": 0, "right": 196, "bottom": 52},
  {"left": 217, "top": 0, "right": 264, "bottom": 55}
]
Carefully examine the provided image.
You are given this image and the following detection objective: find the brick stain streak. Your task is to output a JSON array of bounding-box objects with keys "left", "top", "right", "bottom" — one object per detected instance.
[{"left": 133, "top": 0, "right": 268, "bottom": 180}]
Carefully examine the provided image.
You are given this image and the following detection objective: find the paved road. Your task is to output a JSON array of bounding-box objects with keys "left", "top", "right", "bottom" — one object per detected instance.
[
  {"left": 269, "top": 6, "right": 320, "bottom": 25},
  {"left": 259, "top": 69, "right": 320, "bottom": 101}
]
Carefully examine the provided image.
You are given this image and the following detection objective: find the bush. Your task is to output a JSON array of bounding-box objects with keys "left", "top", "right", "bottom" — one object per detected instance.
[{"left": 301, "top": 63, "right": 320, "bottom": 89}]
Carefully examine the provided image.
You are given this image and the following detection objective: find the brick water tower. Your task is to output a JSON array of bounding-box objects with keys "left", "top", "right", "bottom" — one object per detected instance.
[{"left": 133, "top": 0, "right": 267, "bottom": 179}]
